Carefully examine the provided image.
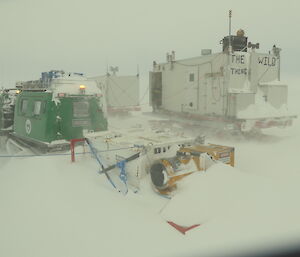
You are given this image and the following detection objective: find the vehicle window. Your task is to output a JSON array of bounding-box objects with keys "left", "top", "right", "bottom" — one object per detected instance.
[
  {"left": 21, "top": 99, "right": 28, "bottom": 114},
  {"left": 34, "top": 101, "right": 42, "bottom": 115},
  {"left": 73, "top": 101, "right": 89, "bottom": 118}
]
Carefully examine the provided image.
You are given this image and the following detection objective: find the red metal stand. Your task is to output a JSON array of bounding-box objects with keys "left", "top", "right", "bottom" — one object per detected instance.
[{"left": 70, "top": 138, "right": 86, "bottom": 162}]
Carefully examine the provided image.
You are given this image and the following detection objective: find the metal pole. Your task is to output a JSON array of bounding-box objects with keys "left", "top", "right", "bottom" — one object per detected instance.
[
  {"left": 278, "top": 56, "right": 281, "bottom": 81},
  {"left": 229, "top": 10, "right": 232, "bottom": 53},
  {"left": 226, "top": 10, "right": 233, "bottom": 117},
  {"left": 197, "top": 65, "right": 200, "bottom": 111}
]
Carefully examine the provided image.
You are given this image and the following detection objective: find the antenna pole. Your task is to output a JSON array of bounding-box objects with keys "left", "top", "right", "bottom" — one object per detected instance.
[
  {"left": 229, "top": 9, "right": 232, "bottom": 54},
  {"left": 106, "top": 58, "right": 109, "bottom": 75}
]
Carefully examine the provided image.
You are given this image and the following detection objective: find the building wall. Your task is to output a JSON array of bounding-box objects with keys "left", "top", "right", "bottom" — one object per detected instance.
[
  {"left": 152, "top": 49, "right": 283, "bottom": 118},
  {"left": 259, "top": 84, "right": 287, "bottom": 109},
  {"left": 251, "top": 52, "right": 279, "bottom": 87},
  {"left": 227, "top": 51, "right": 252, "bottom": 92},
  {"left": 153, "top": 53, "right": 227, "bottom": 116},
  {"left": 92, "top": 75, "right": 140, "bottom": 109}
]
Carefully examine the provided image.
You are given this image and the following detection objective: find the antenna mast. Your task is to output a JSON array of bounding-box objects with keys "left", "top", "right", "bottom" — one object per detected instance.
[{"left": 229, "top": 9, "right": 232, "bottom": 53}]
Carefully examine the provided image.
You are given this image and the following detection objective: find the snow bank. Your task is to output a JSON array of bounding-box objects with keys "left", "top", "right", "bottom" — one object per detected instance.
[
  {"left": 0, "top": 154, "right": 175, "bottom": 257},
  {"left": 1, "top": 147, "right": 300, "bottom": 257},
  {"left": 161, "top": 163, "right": 300, "bottom": 238},
  {"left": 2, "top": 109, "right": 300, "bottom": 257},
  {"left": 237, "top": 88, "right": 290, "bottom": 119},
  {"left": 238, "top": 102, "right": 290, "bottom": 119},
  {"left": 161, "top": 164, "right": 267, "bottom": 225}
]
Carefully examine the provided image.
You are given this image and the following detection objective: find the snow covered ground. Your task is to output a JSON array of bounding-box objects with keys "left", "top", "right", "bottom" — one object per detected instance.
[{"left": 1, "top": 77, "right": 300, "bottom": 257}]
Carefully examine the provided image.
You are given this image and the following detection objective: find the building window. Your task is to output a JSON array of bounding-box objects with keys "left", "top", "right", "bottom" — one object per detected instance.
[{"left": 189, "top": 73, "right": 195, "bottom": 82}]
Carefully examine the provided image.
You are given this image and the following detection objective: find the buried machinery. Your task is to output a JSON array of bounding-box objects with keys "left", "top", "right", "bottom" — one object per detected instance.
[{"left": 85, "top": 130, "right": 234, "bottom": 195}]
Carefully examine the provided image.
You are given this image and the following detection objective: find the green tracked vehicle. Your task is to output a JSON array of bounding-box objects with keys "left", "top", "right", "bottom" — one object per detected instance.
[
  {"left": 1, "top": 70, "right": 108, "bottom": 152},
  {"left": 0, "top": 88, "right": 17, "bottom": 135}
]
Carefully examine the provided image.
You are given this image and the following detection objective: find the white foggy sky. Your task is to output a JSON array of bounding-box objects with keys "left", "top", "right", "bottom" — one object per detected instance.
[{"left": 0, "top": 0, "right": 299, "bottom": 87}]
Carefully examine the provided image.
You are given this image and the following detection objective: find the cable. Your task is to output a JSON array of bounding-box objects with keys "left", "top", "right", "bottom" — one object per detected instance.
[
  {"left": 107, "top": 76, "right": 138, "bottom": 103},
  {"left": 107, "top": 79, "right": 123, "bottom": 107},
  {"left": 139, "top": 85, "right": 149, "bottom": 105},
  {"left": 0, "top": 146, "right": 137, "bottom": 158}
]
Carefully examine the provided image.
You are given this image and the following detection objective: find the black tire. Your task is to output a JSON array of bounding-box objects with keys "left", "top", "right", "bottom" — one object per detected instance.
[{"left": 150, "top": 162, "right": 169, "bottom": 190}]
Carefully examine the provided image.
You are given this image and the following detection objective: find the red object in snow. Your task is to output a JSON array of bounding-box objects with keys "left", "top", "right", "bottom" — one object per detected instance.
[
  {"left": 167, "top": 221, "right": 200, "bottom": 235},
  {"left": 70, "top": 138, "right": 86, "bottom": 162}
]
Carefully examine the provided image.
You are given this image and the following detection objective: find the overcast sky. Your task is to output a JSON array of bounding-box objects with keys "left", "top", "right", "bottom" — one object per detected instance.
[{"left": 0, "top": 0, "right": 299, "bottom": 87}]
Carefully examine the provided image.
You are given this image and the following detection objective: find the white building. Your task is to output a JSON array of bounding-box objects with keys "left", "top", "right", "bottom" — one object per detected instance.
[{"left": 150, "top": 30, "right": 295, "bottom": 132}]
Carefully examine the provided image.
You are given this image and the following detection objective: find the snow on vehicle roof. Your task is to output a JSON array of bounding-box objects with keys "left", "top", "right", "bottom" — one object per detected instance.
[
  {"left": 16, "top": 71, "right": 103, "bottom": 98},
  {"left": 51, "top": 78, "right": 102, "bottom": 96}
]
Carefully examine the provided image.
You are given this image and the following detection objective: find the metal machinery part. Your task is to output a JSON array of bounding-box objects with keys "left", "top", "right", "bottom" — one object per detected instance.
[{"left": 150, "top": 144, "right": 235, "bottom": 195}]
